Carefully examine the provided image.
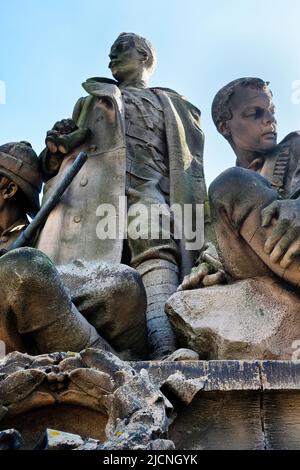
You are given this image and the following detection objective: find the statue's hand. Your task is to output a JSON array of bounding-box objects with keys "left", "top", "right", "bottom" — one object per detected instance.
[
  {"left": 45, "top": 119, "right": 79, "bottom": 156},
  {"left": 261, "top": 199, "right": 300, "bottom": 268},
  {"left": 177, "top": 242, "right": 226, "bottom": 291},
  {"left": 51, "top": 118, "right": 78, "bottom": 135}
]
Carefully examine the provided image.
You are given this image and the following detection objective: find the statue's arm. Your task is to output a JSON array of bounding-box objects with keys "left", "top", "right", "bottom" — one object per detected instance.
[
  {"left": 39, "top": 147, "right": 64, "bottom": 182},
  {"left": 259, "top": 135, "right": 300, "bottom": 268},
  {"left": 72, "top": 97, "right": 85, "bottom": 123},
  {"left": 39, "top": 98, "right": 85, "bottom": 181}
]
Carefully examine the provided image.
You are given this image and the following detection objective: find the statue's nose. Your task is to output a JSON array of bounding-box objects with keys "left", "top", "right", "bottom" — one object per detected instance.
[{"left": 263, "top": 110, "right": 276, "bottom": 126}]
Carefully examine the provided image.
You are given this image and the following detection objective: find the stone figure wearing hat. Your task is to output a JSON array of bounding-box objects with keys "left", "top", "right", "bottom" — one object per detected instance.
[
  {"left": 0, "top": 142, "right": 147, "bottom": 359},
  {"left": 0, "top": 141, "right": 41, "bottom": 250}
]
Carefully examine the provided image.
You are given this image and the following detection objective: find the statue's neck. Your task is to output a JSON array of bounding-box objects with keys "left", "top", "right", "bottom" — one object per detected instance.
[
  {"left": 0, "top": 204, "right": 26, "bottom": 234},
  {"left": 233, "top": 146, "right": 265, "bottom": 169},
  {"left": 119, "top": 79, "right": 148, "bottom": 90}
]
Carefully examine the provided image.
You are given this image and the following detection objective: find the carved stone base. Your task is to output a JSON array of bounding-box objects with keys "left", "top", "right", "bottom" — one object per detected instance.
[
  {"left": 2, "top": 357, "right": 300, "bottom": 449},
  {"left": 0, "top": 350, "right": 176, "bottom": 450}
]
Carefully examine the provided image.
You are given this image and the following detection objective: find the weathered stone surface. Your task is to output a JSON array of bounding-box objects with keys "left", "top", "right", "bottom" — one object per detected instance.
[
  {"left": 170, "top": 391, "right": 265, "bottom": 450},
  {"left": 161, "top": 372, "right": 204, "bottom": 405},
  {"left": 133, "top": 360, "right": 261, "bottom": 391},
  {"left": 135, "top": 361, "right": 300, "bottom": 450},
  {"left": 164, "top": 348, "right": 199, "bottom": 362},
  {"left": 0, "top": 349, "right": 174, "bottom": 450},
  {"left": 262, "top": 391, "right": 300, "bottom": 450},
  {"left": 43, "top": 428, "right": 99, "bottom": 450},
  {"left": 3, "top": 359, "right": 300, "bottom": 450},
  {"left": 166, "top": 276, "right": 300, "bottom": 360},
  {"left": 1, "top": 405, "right": 107, "bottom": 449},
  {"left": 260, "top": 361, "right": 300, "bottom": 390}
]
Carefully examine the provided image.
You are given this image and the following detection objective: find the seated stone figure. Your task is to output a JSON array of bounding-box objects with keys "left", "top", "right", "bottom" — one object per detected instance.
[
  {"left": 166, "top": 78, "right": 300, "bottom": 359},
  {"left": 210, "top": 77, "right": 300, "bottom": 285},
  {"left": 0, "top": 142, "right": 147, "bottom": 359}
]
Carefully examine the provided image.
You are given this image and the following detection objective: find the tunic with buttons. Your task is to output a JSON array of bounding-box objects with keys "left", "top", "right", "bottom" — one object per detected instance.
[
  {"left": 122, "top": 87, "right": 179, "bottom": 267},
  {"left": 37, "top": 78, "right": 205, "bottom": 275}
]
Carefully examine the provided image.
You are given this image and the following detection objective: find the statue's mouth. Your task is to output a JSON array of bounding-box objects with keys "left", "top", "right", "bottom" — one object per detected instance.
[
  {"left": 262, "top": 129, "right": 277, "bottom": 139},
  {"left": 109, "top": 60, "right": 120, "bottom": 69}
]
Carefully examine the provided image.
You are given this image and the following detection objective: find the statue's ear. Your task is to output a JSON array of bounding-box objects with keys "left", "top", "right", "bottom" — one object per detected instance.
[
  {"left": 218, "top": 120, "right": 231, "bottom": 138},
  {"left": 140, "top": 51, "right": 149, "bottom": 64},
  {"left": 3, "top": 181, "right": 18, "bottom": 200}
]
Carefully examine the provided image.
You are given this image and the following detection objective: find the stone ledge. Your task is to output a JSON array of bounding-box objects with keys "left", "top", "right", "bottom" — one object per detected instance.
[
  {"left": 2, "top": 357, "right": 300, "bottom": 450},
  {"left": 132, "top": 360, "right": 300, "bottom": 390}
]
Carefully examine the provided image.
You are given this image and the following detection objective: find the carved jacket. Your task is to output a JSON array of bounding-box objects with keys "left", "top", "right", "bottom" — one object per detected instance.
[{"left": 37, "top": 78, "right": 206, "bottom": 278}]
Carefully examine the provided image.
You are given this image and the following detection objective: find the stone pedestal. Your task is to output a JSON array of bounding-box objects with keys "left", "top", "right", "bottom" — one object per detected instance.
[{"left": 3, "top": 356, "right": 300, "bottom": 449}]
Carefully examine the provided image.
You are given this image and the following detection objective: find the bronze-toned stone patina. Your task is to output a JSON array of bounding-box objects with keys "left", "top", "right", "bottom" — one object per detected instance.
[{"left": 37, "top": 33, "right": 206, "bottom": 359}]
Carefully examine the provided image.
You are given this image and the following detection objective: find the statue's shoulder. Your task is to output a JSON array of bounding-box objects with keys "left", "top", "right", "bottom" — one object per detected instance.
[
  {"left": 151, "top": 87, "right": 201, "bottom": 117},
  {"left": 276, "top": 131, "right": 300, "bottom": 162},
  {"left": 72, "top": 78, "right": 118, "bottom": 121},
  {"left": 279, "top": 131, "right": 300, "bottom": 148},
  {"left": 83, "top": 77, "right": 118, "bottom": 87},
  {"left": 81, "top": 77, "right": 119, "bottom": 97},
  {"left": 151, "top": 86, "right": 181, "bottom": 96},
  {"left": 151, "top": 86, "right": 191, "bottom": 103}
]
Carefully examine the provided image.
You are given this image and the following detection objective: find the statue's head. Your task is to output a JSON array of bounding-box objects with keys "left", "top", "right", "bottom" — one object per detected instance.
[
  {"left": 0, "top": 141, "right": 42, "bottom": 217},
  {"left": 212, "top": 78, "right": 277, "bottom": 154},
  {"left": 109, "top": 32, "right": 157, "bottom": 83}
]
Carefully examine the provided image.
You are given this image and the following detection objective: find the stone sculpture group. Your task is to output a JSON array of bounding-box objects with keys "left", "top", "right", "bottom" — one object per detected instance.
[{"left": 1, "top": 33, "right": 300, "bottom": 449}]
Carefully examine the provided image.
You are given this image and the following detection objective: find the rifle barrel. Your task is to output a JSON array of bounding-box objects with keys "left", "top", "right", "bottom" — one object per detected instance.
[{"left": 10, "top": 151, "right": 88, "bottom": 250}]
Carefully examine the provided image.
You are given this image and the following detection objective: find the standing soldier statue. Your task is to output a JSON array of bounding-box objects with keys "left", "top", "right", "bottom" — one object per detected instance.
[{"left": 38, "top": 32, "right": 207, "bottom": 359}]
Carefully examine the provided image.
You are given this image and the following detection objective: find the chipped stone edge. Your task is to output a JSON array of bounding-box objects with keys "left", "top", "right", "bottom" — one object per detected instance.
[{"left": 0, "top": 349, "right": 175, "bottom": 450}]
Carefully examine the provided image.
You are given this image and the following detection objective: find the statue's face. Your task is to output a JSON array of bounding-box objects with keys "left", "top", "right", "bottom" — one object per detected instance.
[
  {"left": 109, "top": 36, "right": 145, "bottom": 82},
  {"left": 0, "top": 176, "right": 17, "bottom": 212},
  {"left": 224, "top": 86, "right": 277, "bottom": 153}
]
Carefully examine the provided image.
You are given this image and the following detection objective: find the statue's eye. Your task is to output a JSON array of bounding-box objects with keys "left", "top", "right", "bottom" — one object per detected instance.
[
  {"left": 254, "top": 109, "right": 263, "bottom": 118},
  {"left": 247, "top": 108, "right": 263, "bottom": 119},
  {"left": 117, "top": 42, "right": 128, "bottom": 52}
]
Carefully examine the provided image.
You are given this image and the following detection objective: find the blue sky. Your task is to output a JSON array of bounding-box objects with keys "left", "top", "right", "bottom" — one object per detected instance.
[{"left": 1, "top": 0, "right": 300, "bottom": 184}]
